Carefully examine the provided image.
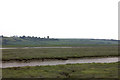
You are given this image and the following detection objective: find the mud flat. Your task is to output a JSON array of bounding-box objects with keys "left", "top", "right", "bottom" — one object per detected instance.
[{"left": 2, "top": 57, "right": 119, "bottom": 68}]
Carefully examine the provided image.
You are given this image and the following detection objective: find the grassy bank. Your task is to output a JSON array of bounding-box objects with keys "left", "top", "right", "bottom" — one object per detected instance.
[
  {"left": 2, "top": 46, "right": 118, "bottom": 62},
  {"left": 2, "top": 36, "right": 118, "bottom": 47},
  {"left": 2, "top": 62, "right": 119, "bottom": 78}
]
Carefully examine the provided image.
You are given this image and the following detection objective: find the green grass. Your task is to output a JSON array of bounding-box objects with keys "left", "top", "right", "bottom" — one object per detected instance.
[
  {"left": 2, "top": 62, "right": 119, "bottom": 78},
  {"left": 2, "top": 37, "right": 118, "bottom": 47},
  {"left": 2, "top": 46, "right": 118, "bottom": 62}
]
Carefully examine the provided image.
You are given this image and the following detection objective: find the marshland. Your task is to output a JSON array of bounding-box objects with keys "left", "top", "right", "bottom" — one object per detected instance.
[{"left": 1, "top": 36, "right": 119, "bottom": 78}]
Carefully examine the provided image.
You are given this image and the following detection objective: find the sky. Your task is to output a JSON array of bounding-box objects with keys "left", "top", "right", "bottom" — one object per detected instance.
[{"left": 0, "top": 0, "right": 119, "bottom": 39}]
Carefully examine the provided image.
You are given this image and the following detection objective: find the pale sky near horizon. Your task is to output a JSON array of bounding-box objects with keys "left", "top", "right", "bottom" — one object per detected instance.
[{"left": 0, "top": 0, "right": 119, "bottom": 39}]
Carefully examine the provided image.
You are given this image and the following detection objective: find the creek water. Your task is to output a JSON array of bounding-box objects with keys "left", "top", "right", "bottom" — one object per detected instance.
[{"left": 1, "top": 57, "right": 119, "bottom": 68}]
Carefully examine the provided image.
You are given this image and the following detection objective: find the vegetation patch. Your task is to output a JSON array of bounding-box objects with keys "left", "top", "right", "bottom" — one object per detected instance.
[
  {"left": 2, "top": 62, "right": 119, "bottom": 78},
  {"left": 2, "top": 46, "right": 118, "bottom": 62}
]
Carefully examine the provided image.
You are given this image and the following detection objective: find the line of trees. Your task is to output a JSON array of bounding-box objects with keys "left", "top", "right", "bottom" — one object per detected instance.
[{"left": 1, "top": 35, "right": 58, "bottom": 41}]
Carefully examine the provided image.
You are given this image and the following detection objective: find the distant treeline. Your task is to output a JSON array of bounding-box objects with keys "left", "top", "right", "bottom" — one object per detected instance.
[
  {"left": 1, "top": 35, "right": 58, "bottom": 46},
  {"left": 1, "top": 35, "right": 118, "bottom": 47},
  {"left": 1, "top": 35, "right": 58, "bottom": 40},
  {"left": 0, "top": 35, "right": 118, "bottom": 41}
]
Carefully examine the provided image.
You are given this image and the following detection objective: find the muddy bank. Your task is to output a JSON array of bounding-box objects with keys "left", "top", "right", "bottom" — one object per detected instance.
[
  {"left": 2, "top": 56, "right": 119, "bottom": 63},
  {"left": 1, "top": 57, "right": 119, "bottom": 68}
]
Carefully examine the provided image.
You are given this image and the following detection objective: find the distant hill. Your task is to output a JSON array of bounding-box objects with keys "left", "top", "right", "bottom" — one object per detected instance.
[{"left": 1, "top": 36, "right": 118, "bottom": 47}]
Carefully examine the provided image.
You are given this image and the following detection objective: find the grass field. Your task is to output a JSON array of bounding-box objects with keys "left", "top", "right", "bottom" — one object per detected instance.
[
  {"left": 2, "top": 46, "right": 118, "bottom": 62},
  {"left": 2, "top": 62, "right": 119, "bottom": 78},
  {"left": 2, "top": 37, "right": 119, "bottom": 79},
  {"left": 2, "top": 44, "right": 119, "bottom": 78},
  {"left": 2, "top": 36, "right": 118, "bottom": 47}
]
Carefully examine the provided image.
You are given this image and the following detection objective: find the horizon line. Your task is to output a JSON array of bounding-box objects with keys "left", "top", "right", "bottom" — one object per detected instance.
[{"left": 0, "top": 35, "right": 118, "bottom": 40}]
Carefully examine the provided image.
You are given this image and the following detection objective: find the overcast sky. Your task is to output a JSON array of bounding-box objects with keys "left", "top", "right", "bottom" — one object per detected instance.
[{"left": 0, "top": 0, "right": 119, "bottom": 39}]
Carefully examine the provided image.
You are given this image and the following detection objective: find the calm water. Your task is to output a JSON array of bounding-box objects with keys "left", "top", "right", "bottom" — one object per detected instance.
[{"left": 1, "top": 57, "right": 119, "bottom": 68}]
